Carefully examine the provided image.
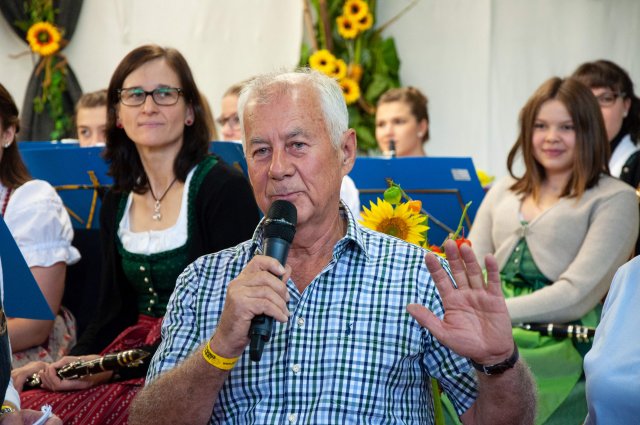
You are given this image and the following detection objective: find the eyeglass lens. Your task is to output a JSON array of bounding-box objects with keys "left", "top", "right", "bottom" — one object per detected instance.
[
  {"left": 120, "top": 88, "right": 182, "bottom": 106},
  {"left": 216, "top": 114, "right": 240, "bottom": 128}
]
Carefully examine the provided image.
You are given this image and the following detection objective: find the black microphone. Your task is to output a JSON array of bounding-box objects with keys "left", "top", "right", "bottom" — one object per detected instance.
[{"left": 249, "top": 200, "right": 297, "bottom": 362}]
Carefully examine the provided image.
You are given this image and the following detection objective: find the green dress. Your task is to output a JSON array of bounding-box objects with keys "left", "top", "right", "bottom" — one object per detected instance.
[{"left": 501, "top": 238, "right": 598, "bottom": 425}]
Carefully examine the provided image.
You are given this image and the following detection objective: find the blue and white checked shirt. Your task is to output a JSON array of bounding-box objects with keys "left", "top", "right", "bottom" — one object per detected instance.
[{"left": 148, "top": 207, "right": 478, "bottom": 424}]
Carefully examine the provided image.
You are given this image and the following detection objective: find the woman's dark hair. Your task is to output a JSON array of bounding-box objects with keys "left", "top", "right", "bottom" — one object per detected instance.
[
  {"left": 104, "top": 45, "right": 209, "bottom": 193},
  {"left": 507, "top": 77, "right": 609, "bottom": 200},
  {"left": 572, "top": 60, "right": 640, "bottom": 144},
  {"left": 0, "top": 83, "right": 31, "bottom": 188},
  {"left": 377, "top": 87, "right": 430, "bottom": 142}
]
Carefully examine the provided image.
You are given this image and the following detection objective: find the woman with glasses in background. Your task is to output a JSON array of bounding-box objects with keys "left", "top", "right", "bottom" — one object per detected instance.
[
  {"left": 573, "top": 60, "right": 640, "bottom": 255},
  {"left": 572, "top": 60, "right": 640, "bottom": 184},
  {"left": 13, "top": 44, "right": 260, "bottom": 424}
]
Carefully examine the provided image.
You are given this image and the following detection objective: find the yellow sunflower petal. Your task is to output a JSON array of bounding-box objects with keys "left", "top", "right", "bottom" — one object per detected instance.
[
  {"left": 339, "top": 77, "right": 361, "bottom": 105},
  {"left": 309, "top": 49, "right": 336, "bottom": 75},
  {"left": 26, "top": 22, "right": 62, "bottom": 56},
  {"left": 329, "top": 59, "right": 347, "bottom": 80},
  {"left": 336, "top": 15, "right": 359, "bottom": 39},
  {"left": 359, "top": 198, "right": 429, "bottom": 245},
  {"left": 356, "top": 12, "right": 374, "bottom": 31},
  {"left": 343, "top": 0, "right": 369, "bottom": 21}
]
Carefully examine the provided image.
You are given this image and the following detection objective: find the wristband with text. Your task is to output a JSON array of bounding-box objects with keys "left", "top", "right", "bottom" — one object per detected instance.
[{"left": 202, "top": 342, "right": 239, "bottom": 371}]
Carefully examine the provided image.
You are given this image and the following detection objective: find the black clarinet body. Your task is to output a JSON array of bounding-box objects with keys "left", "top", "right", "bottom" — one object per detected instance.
[{"left": 23, "top": 348, "right": 149, "bottom": 389}]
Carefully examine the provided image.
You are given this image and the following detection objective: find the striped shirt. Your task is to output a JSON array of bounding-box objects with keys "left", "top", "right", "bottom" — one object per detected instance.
[{"left": 148, "top": 207, "right": 478, "bottom": 424}]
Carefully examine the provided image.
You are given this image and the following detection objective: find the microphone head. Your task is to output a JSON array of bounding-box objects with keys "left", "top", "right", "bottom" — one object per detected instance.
[{"left": 263, "top": 200, "right": 297, "bottom": 243}]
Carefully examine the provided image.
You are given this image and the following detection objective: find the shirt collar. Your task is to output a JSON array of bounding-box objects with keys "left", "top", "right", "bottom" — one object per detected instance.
[{"left": 249, "top": 201, "right": 368, "bottom": 260}]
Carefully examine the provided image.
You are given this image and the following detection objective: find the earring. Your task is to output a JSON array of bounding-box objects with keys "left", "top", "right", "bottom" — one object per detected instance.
[
  {"left": 185, "top": 119, "right": 193, "bottom": 126},
  {"left": 116, "top": 122, "right": 123, "bottom": 129},
  {"left": 2, "top": 141, "right": 11, "bottom": 148}
]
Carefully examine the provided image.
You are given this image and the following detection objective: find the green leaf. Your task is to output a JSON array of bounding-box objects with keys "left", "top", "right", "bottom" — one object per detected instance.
[
  {"left": 364, "top": 73, "right": 394, "bottom": 103},
  {"left": 380, "top": 38, "right": 400, "bottom": 76}
]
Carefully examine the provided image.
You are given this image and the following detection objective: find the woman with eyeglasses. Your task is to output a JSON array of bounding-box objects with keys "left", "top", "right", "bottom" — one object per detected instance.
[
  {"left": 468, "top": 77, "right": 638, "bottom": 424},
  {"left": 13, "top": 44, "right": 260, "bottom": 424},
  {"left": 572, "top": 60, "right": 640, "bottom": 183},
  {"left": 573, "top": 60, "right": 640, "bottom": 256}
]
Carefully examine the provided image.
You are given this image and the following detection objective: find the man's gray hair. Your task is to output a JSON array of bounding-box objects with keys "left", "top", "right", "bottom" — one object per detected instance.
[{"left": 237, "top": 68, "right": 349, "bottom": 152}]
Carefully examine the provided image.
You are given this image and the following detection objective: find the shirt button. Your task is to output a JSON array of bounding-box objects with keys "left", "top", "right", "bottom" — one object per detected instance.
[
  {"left": 515, "top": 246, "right": 520, "bottom": 252},
  {"left": 296, "top": 317, "right": 305, "bottom": 327},
  {"left": 514, "top": 258, "right": 519, "bottom": 264},
  {"left": 147, "top": 307, "right": 152, "bottom": 312},
  {"left": 291, "top": 364, "right": 301, "bottom": 374},
  {"left": 148, "top": 287, "right": 154, "bottom": 293},
  {"left": 144, "top": 277, "right": 149, "bottom": 283},
  {"left": 139, "top": 266, "right": 146, "bottom": 272},
  {"left": 288, "top": 413, "right": 297, "bottom": 423},
  {"left": 150, "top": 299, "right": 155, "bottom": 305}
]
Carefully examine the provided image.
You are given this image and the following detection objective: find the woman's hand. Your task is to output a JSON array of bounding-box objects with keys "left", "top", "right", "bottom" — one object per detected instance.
[
  {"left": 37, "top": 355, "right": 112, "bottom": 392},
  {"left": 10, "top": 361, "right": 48, "bottom": 394}
]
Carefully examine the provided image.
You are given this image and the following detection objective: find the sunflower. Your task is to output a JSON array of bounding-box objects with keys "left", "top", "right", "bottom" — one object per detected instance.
[
  {"left": 26, "top": 22, "right": 61, "bottom": 56},
  {"left": 339, "top": 77, "right": 361, "bottom": 105},
  {"left": 347, "top": 63, "right": 363, "bottom": 83},
  {"left": 309, "top": 49, "right": 336, "bottom": 75},
  {"left": 360, "top": 198, "right": 429, "bottom": 245},
  {"left": 343, "top": 0, "right": 369, "bottom": 21},
  {"left": 356, "top": 13, "right": 374, "bottom": 31},
  {"left": 336, "top": 15, "right": 359, "bottom": 39},
  {"left": 329, "top": 59, "right": 347, "bottom": 80}
]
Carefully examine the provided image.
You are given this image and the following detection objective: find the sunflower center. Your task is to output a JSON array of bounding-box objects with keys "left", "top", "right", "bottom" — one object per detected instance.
[
  {"left": 377, "top": 217, "right": 409, "bottom": 240},
  {"left": 36, "top": 29, "right": 51, "bottom": 44}
]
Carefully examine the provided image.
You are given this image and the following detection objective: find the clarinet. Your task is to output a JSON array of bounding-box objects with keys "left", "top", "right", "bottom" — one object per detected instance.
[
  {"left": 23, "top": 348, "right": 149, "bottom": 389},
  {"left": 516, "top": 323, "right": 596, "bottom": 342}
]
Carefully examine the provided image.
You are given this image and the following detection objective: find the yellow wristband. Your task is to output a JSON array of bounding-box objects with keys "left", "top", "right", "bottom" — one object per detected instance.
[{"left": 202, "top": 342, "right": 239, "bottom": 371}]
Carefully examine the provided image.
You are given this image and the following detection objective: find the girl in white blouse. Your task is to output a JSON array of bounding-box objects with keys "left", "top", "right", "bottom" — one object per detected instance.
[{"left": 0, "top": 83, "right": 80, "bottom": 367}]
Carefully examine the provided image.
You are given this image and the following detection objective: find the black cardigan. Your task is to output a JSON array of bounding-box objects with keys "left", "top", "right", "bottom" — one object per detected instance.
[{"left": 70, "top": 157, "right": 260, "bottom": 356}]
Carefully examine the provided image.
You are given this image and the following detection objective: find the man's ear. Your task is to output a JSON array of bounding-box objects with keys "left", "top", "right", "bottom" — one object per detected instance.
[{"left": 340, "top": 128, "right": 357, "bottom": 175}]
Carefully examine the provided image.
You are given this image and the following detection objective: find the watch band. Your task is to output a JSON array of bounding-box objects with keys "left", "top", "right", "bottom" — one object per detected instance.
[{"left": 469, "top": 342, "right": 519, "bottom": 375}]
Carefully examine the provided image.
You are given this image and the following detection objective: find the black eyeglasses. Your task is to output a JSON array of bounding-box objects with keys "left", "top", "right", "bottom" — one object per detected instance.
[
  {"left": 595, "top": 91, "right": 626, "bottom": 107},
  {"left": 118, "top": 87, "right": 184, "bottom": 106}
]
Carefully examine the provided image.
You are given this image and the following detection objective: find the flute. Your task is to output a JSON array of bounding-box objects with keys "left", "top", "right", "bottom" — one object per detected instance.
[
  {"left": 515, "top": 323, "right": 596, "bottom": 342},
  {"left": 24, "top": 348, "right": 149, "bottom": 389}
]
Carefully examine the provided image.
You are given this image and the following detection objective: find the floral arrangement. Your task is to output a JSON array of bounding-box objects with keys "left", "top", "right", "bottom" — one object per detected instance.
[
  {"left": 16, "top": 0, "right": 71, "bottom": 140},
  {"left": 359, "top": 179, "right": 472, "bottom": 255},
  {"left": 300, "top": 0, "right": 418, "bottom": 152}
]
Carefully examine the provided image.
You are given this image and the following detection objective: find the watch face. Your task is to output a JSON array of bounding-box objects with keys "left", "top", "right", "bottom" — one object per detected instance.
[{"left": 0, "top": 406, "right": 16, "bottom": 415}]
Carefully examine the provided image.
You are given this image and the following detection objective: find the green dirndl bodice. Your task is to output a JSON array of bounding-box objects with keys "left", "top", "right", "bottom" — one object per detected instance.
[{"left": 502, "top": 238, "right": 598, "bottom": 425}]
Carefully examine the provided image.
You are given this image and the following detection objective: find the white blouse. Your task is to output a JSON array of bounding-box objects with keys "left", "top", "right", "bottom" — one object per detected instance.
[
  {"left": 118, "top": 167, "right": 195, "bottom": 255},
  {"left": 3, "top": 180, "right": 80, "bottom": 267}
]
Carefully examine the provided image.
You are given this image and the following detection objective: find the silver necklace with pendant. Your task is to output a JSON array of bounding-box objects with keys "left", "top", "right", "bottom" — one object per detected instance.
[{"left": 149, "top": 177, "right": 178, "bottom": 221}]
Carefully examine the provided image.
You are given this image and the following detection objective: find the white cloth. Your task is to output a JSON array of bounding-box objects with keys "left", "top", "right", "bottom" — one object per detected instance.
[
  {"left": 584, "top": 256, "right": 640, "bottom": 424},
  {"left": 3, "top": 180, "right": 80, "bottom": 267},
  {"left": 118, "top": 167, "right": 195, "bottom": 255},
  {"left": 609, "top": 134, "right": 639, "bottom": 178},
  {"left": 340, "top": 175, "right": 361, "bottom": 220}
]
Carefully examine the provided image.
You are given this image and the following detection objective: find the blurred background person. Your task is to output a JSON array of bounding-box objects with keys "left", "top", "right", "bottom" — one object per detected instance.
[
  {"left": 0, "top": 83, "right": 80, "bottom": 368},
  {"left": 13, "top": 44, "right": 260, "bottom": 424},
  {"left": 375, "top": 86, "right": 429, "bottom": 157},
  {"left": 217, "top": 79, "right": 250, "bottom": 142},
  {"left": 75, "top": 89, "right": 107, "bottom": 147},
  {"left": 572, "top": 60, "right": 640, "bottom": 184},
  {"left": 468, "top": 77, "right": 638, "bottom": 424},
  {"left": 572, "top": 59, "right": 640, "bottom": 255}
]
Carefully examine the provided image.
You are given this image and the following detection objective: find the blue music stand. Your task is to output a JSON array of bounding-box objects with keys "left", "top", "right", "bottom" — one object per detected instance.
[
  {"left": 19, "top": 143, "right": 111, "bottom": 229},
  {"left": 210, "top": 141, "right": 248, "bottom": 177},
  {"left": 0, "top": 216, "right": 54, "bottom": 320},
  {"left": 349, "top": 157, "right": 485, "bottom": 246}
]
